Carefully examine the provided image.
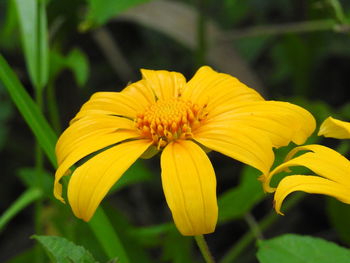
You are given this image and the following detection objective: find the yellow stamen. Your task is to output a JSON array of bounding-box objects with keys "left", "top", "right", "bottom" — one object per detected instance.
[{"left": 136, "top": 98, "right": 207, "bottom": 148}]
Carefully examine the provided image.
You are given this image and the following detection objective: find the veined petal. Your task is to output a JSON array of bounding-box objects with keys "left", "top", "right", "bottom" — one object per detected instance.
[
  {"left": 182, "top": 66, "right": 263, "bottom": 111},
  {"left": 73, "top": 90, "right": 150, "bottom": 121},
  {"left": 54, "top": 130, "right": 141, "bottom": 203},
  {"left": 194, "top": 125, "right": 274, "bottom": 175},
  {"left": 318, "top": 117, "right": 350, "bottom": 139},
  {"left": 262, "top": 144, "right": 350, "bottom": 193},
  {"left": 206, "top": 101, "right": 315, "bottom": 147},
  {"left": 56, "top": 115, "right": 135, "bottom": 164},
  {"left": 160, "top": 140, "right": 218, "bottom": 236},
  {"left": 67, "top": 139, "right": 152, "bottom": 221},
  {"left": 122, "top": 79, "right": 156, "bottom": 106},
  {"left": 140, "top": 69, "right": 186, "bottom": 100},
  {"left": 274, "top": 175, "right": 350, "bottom": 215}
]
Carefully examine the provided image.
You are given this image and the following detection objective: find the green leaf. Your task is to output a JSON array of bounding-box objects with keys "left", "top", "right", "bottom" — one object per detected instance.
[
  {"left": 103, "top": 205, "right": 154, "bottom": 263},
  {"left": 13, "top": 0, "right": 49, "bottom": 90},
  {"left": 110, "top": 160, "right": 153, "bottom": 193},
  {"left": 84, "top": 0, "right": 151, "bottom": 27},
  {"left": 0, "top": 83, "right": 14, "bottom": 150},
  {"left": 66, "top": 49, "right": 89, "bottom": 87},
  {"left": 0, "top": 188, "right": 43, "bottom": 232},
  {"left": 0, "top": 54, "right": 130, "bottom": 262},
  {"left": 161, "top": 226, "right": 195, "bottom": 263},
  {"left": 33, "top": 235, "right": 98, "bottom": 263},
  {"left": 0, "top": 54, "right": 57, "bottom": 166},
  {"left": 131, "top": 223, "right": 173, "bottom": 246},
  {"left": 218, "top": 166, "right": 264, "bottom": 223},
  {"left": 17, "top": 167, "right": 54, "bottom": 198},
  {"left": 326, "top": 198, "right": 350, "bottom": 245},
  {"left": 340, "top": 102, "right": 350, "bottom": 119},
  {"left": 89, "top": 208, "right": 130, "bottom": 263},
  {"left": 50, "top": 48, "right": 89, "bottom": 87},
  {"left": 0, "top": 0, "right": 19, "bottom": 49},
  {"left": 257, "top": 234, "right": 350, "bottom": 263}
]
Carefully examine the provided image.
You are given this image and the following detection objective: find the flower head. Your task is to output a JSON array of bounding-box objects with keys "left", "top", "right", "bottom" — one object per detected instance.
[
  {"left": 264, "top": 117, "right": 350, "bottom": 215},
  {"left": 54, "top": 66, "right": 315, "bottom": 235}
]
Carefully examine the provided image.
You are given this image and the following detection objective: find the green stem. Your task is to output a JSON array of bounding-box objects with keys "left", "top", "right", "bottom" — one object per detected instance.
[
  {"left": 328, "top": 0, "right": 347, "bottom": 23},
  {"left": 47, "top": 81, "right": 61, "bottom": 133},
  {"left": 220, "top": 193, "right": 304, "bottom": 263},
  {"left": 0, "top": 188, "right": 42, "bottom": 232},
  {"left": 195, "top": 0, "right": 207, "bottom": 66},
  {"left": 194, "top": 235, "right": 215, "bottom": 263},
  {"left": 34, "top": 88, "right": 44, "bottom": 263},
  {"left": 225, "top": 19, "right": 350, "bottom": 39},
  {"left": 244, "top": 212, "right": 264, "bottom": 240},
  {"left": 88, "top": 208, "right": 130, "bottom": 263}
]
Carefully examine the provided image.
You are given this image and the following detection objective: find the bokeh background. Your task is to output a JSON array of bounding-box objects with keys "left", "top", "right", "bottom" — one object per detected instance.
[{"left": 1, "top": 0, "right": 350, "bottom": 262}]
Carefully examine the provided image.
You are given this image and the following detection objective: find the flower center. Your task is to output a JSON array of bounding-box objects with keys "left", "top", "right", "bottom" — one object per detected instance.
[{"left": 135, "top": 98, "right": 207, "bottom": 148}]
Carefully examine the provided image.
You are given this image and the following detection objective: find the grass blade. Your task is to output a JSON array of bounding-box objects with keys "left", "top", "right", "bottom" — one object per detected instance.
[
  {"left": 0, "top": 54, "right": 130, "bottom": 261},
  {"left": 0, "top": 54, "right": 57, "bottom": 165},
  {"left": 38, "top": 0, "right": 49, "bottom": 89},
  {"left": 0, "top": 188, "right": 43, "bottom": 232},
  {"left": 13, "top": 0, "right": 49, "bottom": 90},
  {"left": 89, "top": 208, "right": 130, "bottom": 263}
]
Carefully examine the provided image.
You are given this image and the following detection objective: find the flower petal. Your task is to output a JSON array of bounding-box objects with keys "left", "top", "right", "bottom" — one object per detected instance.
[
  {"left": 122, "top": 79, "right": 156, "bottom": 106},
  {"left": 73, "top": 87, "right": 150, "bottom": 121},
  {"left": 262, "top": 144, "right": 350, "bottom": 193},
  {"left": 318, "top": 117, "right": 350, "bottom": 139},
  {"left": 194, "top": 125, "right": 274, "bottom": 175},
  {"left": 67, "top": 139, "right": 152, "bottom": 221},
  {"left": 274, "top": 175, "right": 350, "bottom": 215},
  {"left": 56, "top": 115, "right": 135, "bottom": 164},
  {"left": 54, "top": 129, "right": 141, "bottom": 203},
  {"left": 205, "top": 101, "right": 315, "bottom": 148},
  {"left": 160, "top": 140, "right": 218, "bottom": 236},
  {"left": 140, "top": 69, "right": 186, "bottom": 100},
  {"left": 182, "top": 66, "right": 263, "bottom": 111}
]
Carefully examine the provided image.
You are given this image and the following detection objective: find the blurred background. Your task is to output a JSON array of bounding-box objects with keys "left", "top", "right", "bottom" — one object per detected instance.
[{"left": 1, "top": 0, "right": 350, "bottom": 262}]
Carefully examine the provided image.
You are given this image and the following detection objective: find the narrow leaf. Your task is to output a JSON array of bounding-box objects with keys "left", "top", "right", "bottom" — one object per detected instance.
[
  {"left": 0, "top": 188, "right": 42, "bottom": 231},
  {"left": 33, "top": 235, "right": 97, "bottom": 263},
  {"left": 49, "top": 48, "right": 90, "bottom": 87},
  {"left": 13, "top": 0, "right": 37, "bottom": 86},
  {"left": 326, "top": 198, "right": 350, "bottom": 245},
  {"left": 218, "top": 166, "right": 264, "bottom": 223},
  {"left": 85, "top": 0, "right": 151, "bottom": 26},
  {"left": 37, "top": 0, "right": 49, "bottom": 88},
  {"left": 257, "top": 234, "right": 350, "bottom": 263},
  {"left": 17, "top": 167, "right": 54, "bottom": 198},
  {"left": 0, "top": 54, "right": 57, "bottom": 166},
  {"left": 89, "top": 208, "right": 130, "bottom": 263},
  {"left": 66, "top": 49, "right": 89, "bottom": 87},
  {"left": 110, "top": 160, "right": 152, "bottom": 193},
  {"left": 13, "top": 0, "right": 49, "bottom": 90},
  {"left": 0, "top": 54, "right": 130, "bottom": 262}
]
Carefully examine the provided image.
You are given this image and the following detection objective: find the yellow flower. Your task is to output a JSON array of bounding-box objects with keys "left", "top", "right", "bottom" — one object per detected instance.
[
  {"left": 54, "top": 66, "right": 315, "bottom": 235},
  {"left": 263, "top": 117, "right": 350, "bottom": 215}
]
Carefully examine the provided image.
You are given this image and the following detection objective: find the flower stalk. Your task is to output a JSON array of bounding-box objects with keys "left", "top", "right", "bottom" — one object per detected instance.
[{"left": 195, "top": 235, "right": 215, "bottom": 263}]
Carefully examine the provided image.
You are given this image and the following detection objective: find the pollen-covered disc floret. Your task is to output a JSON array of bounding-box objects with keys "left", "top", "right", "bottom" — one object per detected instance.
[{"left": 135, "top": 98, "right": 207, "bottom": 148}]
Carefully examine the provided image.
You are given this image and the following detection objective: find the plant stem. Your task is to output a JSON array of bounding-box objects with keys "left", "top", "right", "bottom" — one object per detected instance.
[
  {"left": 47, "top": 81, "right": 61, "bottom": 133},
  {"left": 195, "top": 0, "right": 207, "bottom": 66},
  {"left": 224, "top": 19, "right": 350, "bottom": 39},
  {"left": 220, "top": 193, "right": 304, "bottom": 263},
  {"left": 194, "top": 235, "right": 215, "bottom": 263},
  {"left": 328, "top": 0, "right": 347, "bottom": 23},
  {"left": 34, "top": 89, "right": 44, "bottom": 263},
  {"left": 244, "top": 212, "right": 264, "bottom": 240}
]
